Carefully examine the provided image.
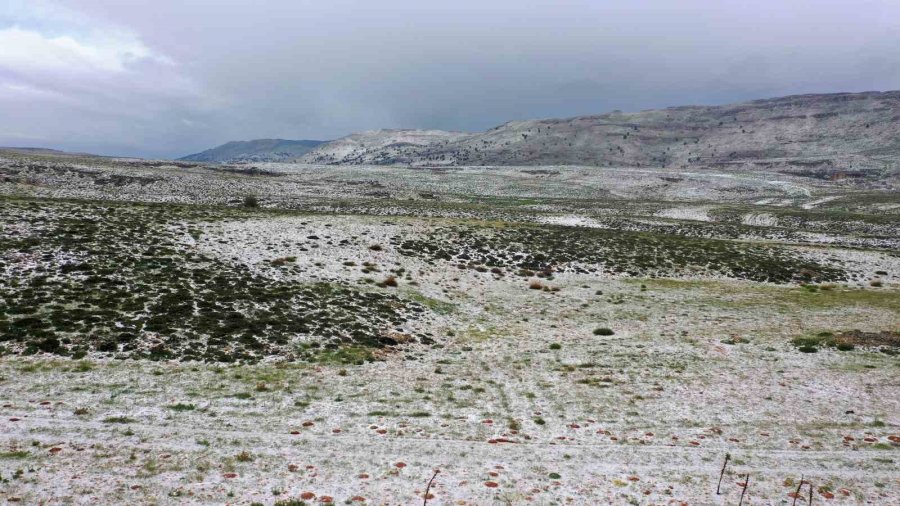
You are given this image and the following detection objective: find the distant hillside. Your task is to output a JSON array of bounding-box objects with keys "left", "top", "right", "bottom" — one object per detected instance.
[
  {"left": 179, "top": 139, "right": 326, "bottom": 163},
  {"left": 0, "top": 147, "right": 99, "bottom": 157},
  {"left": 299, "top": 91, "right": 900, "bottom": 172},
  {"left": 297, "top": 129, "right": 469, "bottom": 165}
]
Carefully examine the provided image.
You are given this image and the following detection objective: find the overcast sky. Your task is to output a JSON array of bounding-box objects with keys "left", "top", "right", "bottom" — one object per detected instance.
[{"left": 1, "top": 0, "right": 898, "bottom": 158}]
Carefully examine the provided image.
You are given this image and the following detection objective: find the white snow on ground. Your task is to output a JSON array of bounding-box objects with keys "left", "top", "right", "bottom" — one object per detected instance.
[
  {"left": 802, "top": 196, "right": 841, "bottom": 209},
  {"left": 742, "top": 213, "right": 779, "bottom": 227},
  {"left": 766, "top": 180, "right": 812, "bottom": 197},
  {"left": 655, "top": 206, "right": 712, "bottom": 222},
  {"left": 2, "top": 258, "right": 898, "bottom": 503},
  {"left": 537, "top": 215, "right": 610, "bottom": 228},
  {"left": 0, "top": 154, "right": 897, "bottom": 505}
]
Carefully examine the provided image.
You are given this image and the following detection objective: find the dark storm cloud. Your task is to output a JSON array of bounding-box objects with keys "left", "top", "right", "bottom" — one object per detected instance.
[{"left": 2, "top": 0, "right": 899, "bottom": 158}]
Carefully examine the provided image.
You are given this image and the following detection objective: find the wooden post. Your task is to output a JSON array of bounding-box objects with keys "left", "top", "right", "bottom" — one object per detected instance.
[
  {"left": 792, "top": 475, "right": 804, "bottom": 506},
  {"left": 423, "top": 469, "right": 439, "bottom": 506},
  {"left": 716, "top": 453, "right": 731, "bottom": 495},
  {"left": 738, "top": 474, "right": 750, "bottom": 506}
]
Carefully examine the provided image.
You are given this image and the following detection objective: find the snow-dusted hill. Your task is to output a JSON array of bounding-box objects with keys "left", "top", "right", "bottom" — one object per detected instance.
[
  {"left": 180, "top": 139, "right": 326, "bottom": 163},
  {"left": 298, "top": 129, "right": 469, "bottom": 165},
  {"left": 299, "top": 91, "right": 900, "bottom": 172}
]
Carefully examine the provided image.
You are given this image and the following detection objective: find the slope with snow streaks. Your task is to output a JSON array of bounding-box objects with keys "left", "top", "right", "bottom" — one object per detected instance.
[{"left": 300, "top": 91, "right": 900, "bottom": 172}]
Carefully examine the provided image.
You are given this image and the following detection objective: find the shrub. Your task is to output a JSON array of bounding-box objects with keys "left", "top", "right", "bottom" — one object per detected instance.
[
  {"left": 37, "top": 337, "right": 61, "bottom": 353},
  {"left": 528, "top": 280, "right": 544, "bottom": 290},
  {"left": 242, "top": 195, "right": 258, "bottom": 208},
  {"left": 377, "top": 275, "right": 398, "bottom": 288},
  {"left": 593, "top": 328, "right": 614, "bottom": 336},
  {"left": 272, "top": 256, "right": 297, "bottom": 266},
  {"left": 792, "top": 331, "right": 864, "bottom": 352},
  {"left": 549, "top": 343, "right": 562, "bottom": 350}
]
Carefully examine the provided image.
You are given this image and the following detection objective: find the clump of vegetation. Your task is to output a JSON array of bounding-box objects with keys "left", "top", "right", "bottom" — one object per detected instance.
[
  {"left": 271, "top": 256, "right": 297, "bottom": 266},
  {"left": 0, "top": 451, "right": 30, "bottom": 459},
  {"left": 397, "top": 222, "right": 846, "bottom": 283},
  {"left": 167, "top": 403, "right": 196, "bottom": 411},
  {"left": 549, "top": 343, "right": 562, "bottom": 350},
  {"left": 791, "top": 330, "right": 899, "bottom": 353},
  {"left": 593, "top": 327, "right": 615, "bottom": 336},
  {"left": 242, "top": 195, "right": 259, "bottom": 208},
  {"left": 793, "top": 332, "right": 841, "bottom": 353},
  {"left": 235, "top": 450, "right": 253, "bottom": 462},
  {"left": 0, "top": 198, "right": 430, "bottom": 363},
  {"left": 377, "top": 275, "right": 398, "bottom": 288}
]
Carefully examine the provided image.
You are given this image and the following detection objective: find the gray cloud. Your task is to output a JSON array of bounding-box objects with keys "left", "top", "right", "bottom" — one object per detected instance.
[{"left": 2, "top": 0, "right": 899, "bottom": 158}]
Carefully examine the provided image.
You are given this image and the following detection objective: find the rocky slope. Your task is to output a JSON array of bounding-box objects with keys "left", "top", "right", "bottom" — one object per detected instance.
[
  {"left": 180, "top": 138, "right": 326, "bottom": 163},
  {"left": 297, "top": 129, "right": 469, "bottom": 165},
  {"left": 299, "top": 91, "right": 900, "bottom": 173}
]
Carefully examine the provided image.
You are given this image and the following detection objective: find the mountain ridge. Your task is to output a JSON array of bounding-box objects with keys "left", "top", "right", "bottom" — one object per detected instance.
[
  {"left": 297, "top": 90, "right": 900, "bottom": 172},
  {"left": 179, "top": 138, "right": 326, "bottom": 163}
]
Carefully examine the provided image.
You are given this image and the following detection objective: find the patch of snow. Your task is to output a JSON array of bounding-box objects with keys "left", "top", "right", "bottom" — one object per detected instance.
[
  {"left": 655, "top": 206, "right": 712, "bottom": 222},
  {"left": 741, "top": 213, "right": 778, "bottom": 227}
]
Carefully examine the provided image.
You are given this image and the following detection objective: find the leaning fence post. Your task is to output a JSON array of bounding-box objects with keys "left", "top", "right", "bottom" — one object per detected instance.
[
  {"left": 422, "top": 469, "right": 439, "bottom": 506},
  {"left": 792, "top": 475, "right": 804, "bottom": 506},
  {"left": 738, "top": 474, "right": 750, "bottom": 506},
  {"left": 716, "top": 453, "right": 731, "bottom": 495}
]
